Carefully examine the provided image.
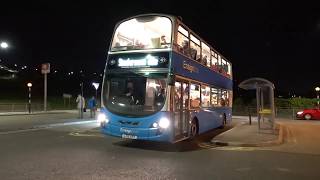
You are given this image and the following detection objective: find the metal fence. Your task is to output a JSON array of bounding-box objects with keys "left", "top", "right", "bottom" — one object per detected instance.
[
  {"left": 0, "top": 103, "right": 51, "bottom": 113},
  {"left": 0, "top": 98, "right": 93, "bottom": 113}
]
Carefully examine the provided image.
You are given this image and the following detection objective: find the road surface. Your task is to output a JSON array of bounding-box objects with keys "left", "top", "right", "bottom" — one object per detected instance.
[{"left": 0, "top": 114, "right": 319, "bottom": 179}]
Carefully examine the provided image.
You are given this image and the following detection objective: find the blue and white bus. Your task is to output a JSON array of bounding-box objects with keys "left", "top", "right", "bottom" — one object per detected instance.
[{"left": 98, "top": 14, "right": 233, "bottom": 143}]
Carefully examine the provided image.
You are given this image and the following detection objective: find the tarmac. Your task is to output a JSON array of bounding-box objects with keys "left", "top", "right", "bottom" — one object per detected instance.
[{"left": 2, "top": 111, "right": 320, "bottom": 155}]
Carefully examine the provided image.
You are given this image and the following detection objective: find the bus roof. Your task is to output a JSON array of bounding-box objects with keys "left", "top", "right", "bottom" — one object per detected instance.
[{"left": 111, "top": 13, "right": 231, "bottom": 65}]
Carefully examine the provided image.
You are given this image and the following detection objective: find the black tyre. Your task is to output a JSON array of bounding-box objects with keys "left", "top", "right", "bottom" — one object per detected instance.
[
  {"left": 220, "top": 114, "right": 227, "bottom": 129},
  {"left": 190, "top": 119, "right": 198, "bottom": 139}
]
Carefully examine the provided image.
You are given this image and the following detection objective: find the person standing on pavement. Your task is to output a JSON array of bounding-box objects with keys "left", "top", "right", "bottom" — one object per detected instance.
[
  {"left": 88, "top": 96, "right": 97, "bottom": 118},
  {"left": 76, "top": 94, "right": 85, "bottom": 119}
]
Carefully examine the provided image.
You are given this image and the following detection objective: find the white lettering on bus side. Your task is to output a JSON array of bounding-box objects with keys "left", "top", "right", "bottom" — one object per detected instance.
[{"left": 183, "top": 61, "right": 199, "bottom": 73}]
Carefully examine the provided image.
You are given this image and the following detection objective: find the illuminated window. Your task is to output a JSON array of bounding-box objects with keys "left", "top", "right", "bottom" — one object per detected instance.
[
  {"left": 227, "top": 90, "right": 233, "bottom": 107},
  {"left": 111, "top": 16, "right": 172, "bottom": 51},
  {"left": 177, "top": 26, "right": 190, "bottom": 57},
  {"left": 178, "top": 26, "right": 188, "bottom": 36},
  {"left": 182, "top": 83, "right": 189, "bottom": 109},
  {"left": 211, "top": 88, "right": 219, "bottom": 106},
  {"left": 227, "top": 62, "right": 232, "bottom": 77},
  {"left": 217, "top": 54, "right": 223, "bottom": 73},
  {"left": 190, "top": 83, "right": 200, "bottom": 108},
  {"left": 202, "top": 43, "right": 210, "bottom": 67},
  {"left": 220, "top": 90, "right": 228, "bottom": 106},
  {"left": 174, "top": 82, "right": 182, "bottom": 110},
  {"left": 201, "top": 85, "right": 210, "bottom": 107},
  {"left": 211, "top": 51, "right": 219, "bottom": 71},
  {"left": 221, "top": 58, "right": 228, "bottom": 74},
  {"left": 190, "top": 34, "right": 201, "bottom": 61}
]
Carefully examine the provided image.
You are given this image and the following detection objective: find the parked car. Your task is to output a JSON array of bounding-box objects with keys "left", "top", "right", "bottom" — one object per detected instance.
[{"left": 296, "top": 109, "right": 320, "bottom": 120}]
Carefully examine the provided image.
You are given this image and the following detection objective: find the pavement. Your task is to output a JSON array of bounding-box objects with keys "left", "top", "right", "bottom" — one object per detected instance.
[
  {"left": 211, "top": 116, "right": 320, "bottom": 155},
  {"left": 211, "top": 119, "right": 281, "bottom": 147},
  {"left": 272, "top": 119, "right": 320, "bottom": 155}
]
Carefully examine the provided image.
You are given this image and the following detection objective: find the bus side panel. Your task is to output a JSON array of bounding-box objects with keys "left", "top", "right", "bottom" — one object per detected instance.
[
  {"left": 171, "top": 52, "right": 232, "bottom": 90},
  {"left": 195, "top": 110, "right": 221, "bottom": 133},
  {"left": 192, "top": 107, "right": 232, "bottom": 134},
  {"left": 225, "top": 108, "right": 232, "bottom": 124},
  {"left": 214, "top": 107, "right": 232, "bottom": 125}
]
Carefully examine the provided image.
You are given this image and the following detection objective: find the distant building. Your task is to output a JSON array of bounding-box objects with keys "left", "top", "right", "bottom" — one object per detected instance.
[{"left": 0, "top": 64, "right": 18, "bottom": 79}]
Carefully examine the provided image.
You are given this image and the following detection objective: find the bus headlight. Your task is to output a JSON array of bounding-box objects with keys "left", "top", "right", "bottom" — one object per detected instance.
[
  {"left": 152, "top": 122, "right": 158, "bottom": 128},
  {"left": 159, "top": 117, "right": 169, "bottom": 129},
  {"left": 109, "top": 59, "right": 116, "bottom": 65},
  {"left": 97, "top": 114, "right": 109, "bottom": 123}
]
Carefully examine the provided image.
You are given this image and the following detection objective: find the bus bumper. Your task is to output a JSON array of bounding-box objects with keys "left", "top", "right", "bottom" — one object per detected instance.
[{"left": 101, "top": 123, "right": 173, "bottom": 142}]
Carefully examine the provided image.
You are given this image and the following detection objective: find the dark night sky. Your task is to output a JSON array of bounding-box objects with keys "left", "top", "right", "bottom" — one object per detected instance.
[{"left": 0, "top": 1, "right": 319, "bottom": 96}]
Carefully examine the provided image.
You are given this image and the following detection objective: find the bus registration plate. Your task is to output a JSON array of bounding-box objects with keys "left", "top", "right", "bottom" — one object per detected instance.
[{"left": 121, "top": 134, "right": 138, "bottom": 139}]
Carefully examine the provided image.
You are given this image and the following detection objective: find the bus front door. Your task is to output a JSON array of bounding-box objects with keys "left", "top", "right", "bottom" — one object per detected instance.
[{"left": 174, "top": 81, "right": 189, "bottom": 140}]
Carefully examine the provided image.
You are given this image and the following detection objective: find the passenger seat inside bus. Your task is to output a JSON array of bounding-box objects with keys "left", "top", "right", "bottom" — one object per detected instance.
[
  {"left": 190, "top": 48, "right": 197, "bottom": 60},
  {"left": 151, "top": 37, "right": 161, "bottom": 48}
]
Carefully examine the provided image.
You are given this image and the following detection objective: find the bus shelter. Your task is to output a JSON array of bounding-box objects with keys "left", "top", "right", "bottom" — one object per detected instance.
[{"left": 239, "top": 78, "right": 275, "bottom": 130}]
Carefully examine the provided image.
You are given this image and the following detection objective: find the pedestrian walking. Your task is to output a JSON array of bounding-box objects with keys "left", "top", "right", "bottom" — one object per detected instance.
[
  {"left": 88, "top": 96, "right": 97, "bottom": 118},
  {"left": 76, "top": 94, "right": 85, "bottom": 119}
]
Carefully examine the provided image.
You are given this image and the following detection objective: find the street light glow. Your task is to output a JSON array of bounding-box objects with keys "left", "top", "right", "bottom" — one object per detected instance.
[
  {"left": 0, "top": 42, "right": 9, "bottom": 49},
  {"left": 315, "top": 87, "right": 320, "bottom": 92},
  {"left": 27, "top": 83, "right": 32, "bottom": 88},
  {"left": 92, "top": 82, "right": 99, "bottom": 90}
]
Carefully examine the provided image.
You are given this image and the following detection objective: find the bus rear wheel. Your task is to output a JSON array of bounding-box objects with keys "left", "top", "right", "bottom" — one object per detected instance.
[
  {"left": 220, "top": 114, "right": 227, "bottom": 129},
  {"left": 190, "top": 119, "right": 198, "bottom": 138}
]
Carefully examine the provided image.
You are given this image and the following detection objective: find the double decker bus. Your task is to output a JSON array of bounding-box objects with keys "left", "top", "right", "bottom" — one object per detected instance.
[{"left": 98, "top": 14, "right": 233, "bottom": 143}]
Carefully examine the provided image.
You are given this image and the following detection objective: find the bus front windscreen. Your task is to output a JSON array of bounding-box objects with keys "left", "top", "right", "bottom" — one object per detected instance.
[
  {"left": 103, "top": 73, "right": 167, "bottom": 117},
  {"left": 111, "top": 16, "right": 172, "bottom": 51}
]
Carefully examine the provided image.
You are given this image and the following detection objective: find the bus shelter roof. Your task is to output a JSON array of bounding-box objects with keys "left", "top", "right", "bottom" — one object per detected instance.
[{"left": 238, "top": 77, "right": 275, "bottom": 90}]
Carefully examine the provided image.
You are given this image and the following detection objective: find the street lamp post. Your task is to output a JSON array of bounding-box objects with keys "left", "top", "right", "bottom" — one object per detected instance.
[
  {"left": 92, "top": 82, "right": 100, "bottom": 99},
  {"left": 316, "top": 87, "right": 320, "bottom": 109},
  {"left": 79, "top": 82, "right": 84, "bottom": 119},
  {"left": 27, "top": 83, "right": 32, "bottom": 113},
  {"left": 41, "top": 63, "right": 50, "bottom": 112}
]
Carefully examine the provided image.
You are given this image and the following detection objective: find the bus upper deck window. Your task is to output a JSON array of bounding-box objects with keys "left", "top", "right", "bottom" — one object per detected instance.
[
  {"left": 111, "top": 16, "right": 172, "bottom": 51},
  {"left": 202, "top": 43, "right": 210, "bottom": 66},
  {"left": 190, "top": 35, "right": 201, "bottom": 61},
  {"left": 177, "top": 28, "right": 190, "bottom": 57}
]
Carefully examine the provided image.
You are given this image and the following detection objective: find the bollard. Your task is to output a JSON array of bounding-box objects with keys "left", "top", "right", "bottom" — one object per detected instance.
[
  {"left": 248, "top": 107, "right": 252, "bottom": 125},
  {"left": 292, "top": 107, "right": 295, "bottom": 120}
]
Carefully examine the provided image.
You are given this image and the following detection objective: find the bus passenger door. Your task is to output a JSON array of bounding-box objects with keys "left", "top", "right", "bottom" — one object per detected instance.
[{"left": 174, "top": 81, "right": 189, "bottom": 140}]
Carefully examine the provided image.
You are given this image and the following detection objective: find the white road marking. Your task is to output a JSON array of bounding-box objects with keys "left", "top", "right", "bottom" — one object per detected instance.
[{"left": 69, "top": 131, "right": 104, "bottom": 138}]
